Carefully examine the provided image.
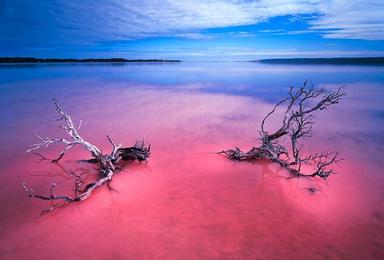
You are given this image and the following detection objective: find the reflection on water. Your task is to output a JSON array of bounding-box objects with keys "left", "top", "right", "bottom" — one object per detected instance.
[{"left": 0, "top": 62, "right": 383, "bottom": 259}]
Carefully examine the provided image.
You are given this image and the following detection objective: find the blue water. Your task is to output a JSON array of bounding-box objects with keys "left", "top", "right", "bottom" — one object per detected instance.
[{"left": 1, "top": 62, "right": 384, "bottom": 100}]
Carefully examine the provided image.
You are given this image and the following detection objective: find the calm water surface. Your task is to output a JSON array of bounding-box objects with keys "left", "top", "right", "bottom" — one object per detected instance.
[{"left": 0, "top": 62, "right": 383, "bottom": 259}]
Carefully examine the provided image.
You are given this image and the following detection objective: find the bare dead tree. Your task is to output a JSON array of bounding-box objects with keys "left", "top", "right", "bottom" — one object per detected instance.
[
  {"left": 23, "top": 99, "right": 150, "bottom": 216},
  {"left": 219, "top": 81, "right": 346, "bottom": 180}
]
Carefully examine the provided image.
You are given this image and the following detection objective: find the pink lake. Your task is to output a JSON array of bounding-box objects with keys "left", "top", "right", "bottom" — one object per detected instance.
[{"left": 0, "top": 62, "right": 383, "bottom": 259}]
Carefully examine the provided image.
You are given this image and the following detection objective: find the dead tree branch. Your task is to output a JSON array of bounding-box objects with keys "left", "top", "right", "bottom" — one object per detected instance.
[
  {"left": 23, "top": 99, "right": 150, "bottom": 216},
  {"left": 219, "top": 81, "right": 346, "bottom": 180}
]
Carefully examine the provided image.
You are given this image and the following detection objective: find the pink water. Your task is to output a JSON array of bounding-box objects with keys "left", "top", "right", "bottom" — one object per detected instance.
[{"left": 0, "top": 63, "right": 383, "bottom": 259}]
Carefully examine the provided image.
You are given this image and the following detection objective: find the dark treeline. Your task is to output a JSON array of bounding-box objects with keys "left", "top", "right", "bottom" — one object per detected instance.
[
  {"left": 0, "top": 57, "right": 181, "bottom": 63},
  {"left": 257, "top": 57, "right": 384, "bottom": 65}
]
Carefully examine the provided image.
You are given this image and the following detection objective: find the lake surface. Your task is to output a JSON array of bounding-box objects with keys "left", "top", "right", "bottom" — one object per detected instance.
[{"left": 0, "top": 62, "right": 383, "bottom": 259}]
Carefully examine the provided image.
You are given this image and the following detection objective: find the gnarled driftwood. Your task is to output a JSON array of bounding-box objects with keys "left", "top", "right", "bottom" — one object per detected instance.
[
  {"left": 219, "top": 81, "right": 346, "bottom": 180},
  {"left": 23, "top": 99, "right": 150, "bottom": 216}
]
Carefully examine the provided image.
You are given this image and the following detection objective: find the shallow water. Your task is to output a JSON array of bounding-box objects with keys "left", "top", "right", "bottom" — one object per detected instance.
[{"left": 0, "top": 62, "right": 383, "bottom": 259}]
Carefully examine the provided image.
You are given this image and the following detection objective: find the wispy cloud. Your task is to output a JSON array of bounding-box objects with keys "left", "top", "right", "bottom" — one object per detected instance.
[
  {"left": 310, "top": 1, "right": 384, "bottom": 40},
  {"left": 191, "top": 47, "right": 384, "bottom": 59},
  {"left": 3, "top": 0, "right": 382, "bottom": 44},
  {"left": 0, "top": 0, "right": 383, "bottom": 58}
]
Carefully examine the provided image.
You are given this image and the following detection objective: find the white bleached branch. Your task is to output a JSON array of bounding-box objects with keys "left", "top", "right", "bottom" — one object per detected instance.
[{"left": 23, "top": 99, "right": 150, "bottom": 216}]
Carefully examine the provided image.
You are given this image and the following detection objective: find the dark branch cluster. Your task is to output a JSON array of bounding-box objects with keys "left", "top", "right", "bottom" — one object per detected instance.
[
  {"left": 219, "top": 81, "right": 346, "bottom": 180},
  {"left": 23, "top": 99, "right": 150, "bottom": 216}
]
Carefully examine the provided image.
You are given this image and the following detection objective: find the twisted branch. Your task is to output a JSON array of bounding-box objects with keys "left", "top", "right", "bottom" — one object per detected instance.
[
  {"left": 220, "top": 81, "right": 346, "bottom": 180},
  {"left": 23, "top": 99, "right": 150, "bottom": 216}
]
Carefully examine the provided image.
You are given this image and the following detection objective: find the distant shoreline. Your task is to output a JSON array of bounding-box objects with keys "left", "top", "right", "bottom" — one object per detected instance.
[
  {"left": 256, "top": 57, "right": 384, "bottom": 65},
  {"left": 0, "top": 57, "right": 181, "bottom": 63}
]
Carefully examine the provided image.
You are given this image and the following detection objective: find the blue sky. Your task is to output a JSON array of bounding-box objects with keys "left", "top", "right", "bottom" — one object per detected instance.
[{"left": 1, "top": 0, "right": 383, "bottom": 60}]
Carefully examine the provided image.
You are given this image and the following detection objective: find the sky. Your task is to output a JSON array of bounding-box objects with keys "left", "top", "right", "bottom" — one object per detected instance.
[{"left": 0, "top": 0, "right": 383, "bottom": 61}]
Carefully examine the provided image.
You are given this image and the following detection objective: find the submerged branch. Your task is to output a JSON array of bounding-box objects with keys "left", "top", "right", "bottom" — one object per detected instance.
[
  {"left": 220, "top": 82, "right": 346, "bottom": 180},
  {"left": 23, "top": 99, "right": 150, "bottom": 216}
]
